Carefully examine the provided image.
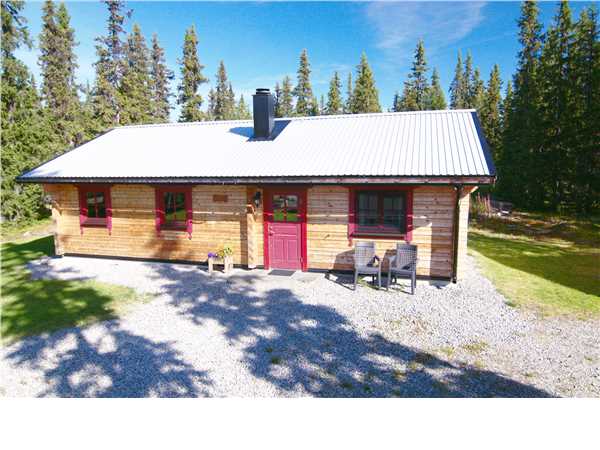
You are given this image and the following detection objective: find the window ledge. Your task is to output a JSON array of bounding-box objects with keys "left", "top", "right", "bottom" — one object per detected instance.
[
  {"left": 351, "top": 232, "right": 408, "bottom": 239},
  {"left": 81, "top": 220, "right": 108, "bottom": 228}
]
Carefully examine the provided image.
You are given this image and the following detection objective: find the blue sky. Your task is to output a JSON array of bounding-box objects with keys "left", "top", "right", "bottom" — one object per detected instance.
[{"left": 16, "top": 1, "right": 594, "bottom": 118}]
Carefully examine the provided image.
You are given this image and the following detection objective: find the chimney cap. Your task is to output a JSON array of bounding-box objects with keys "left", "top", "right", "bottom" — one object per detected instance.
[{"left": 255, "top": 88, "right": 271, "bottom": 95}]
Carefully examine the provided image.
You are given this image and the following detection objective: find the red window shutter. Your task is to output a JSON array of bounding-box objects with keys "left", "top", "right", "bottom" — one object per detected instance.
[
  {"left": 406, "top": 189, "right": 413, "bottom": 243},
  {"left": 106, "top": 187, "right": 113, "bottom": 235},
  {"left": 185, "top": 187, "right": 193, "bottom": 239},
  {"left": 347, "top": 188, "right": 356, "bottom": 243},
  {"left": 155, "top": 188, "right": 164, "bottom": 236},
  {"left": 78, "top": 188, "right": 87, "bottom": 234}
]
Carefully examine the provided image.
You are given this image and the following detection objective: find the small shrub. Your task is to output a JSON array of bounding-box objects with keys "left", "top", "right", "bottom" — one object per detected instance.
[{"left": 270, "top": 356, "right": 282, "bottom": 365}]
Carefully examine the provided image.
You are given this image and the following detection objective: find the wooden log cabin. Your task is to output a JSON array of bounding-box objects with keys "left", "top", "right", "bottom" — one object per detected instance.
[{"left": 18, "top": 88, "right": 496, "bottom": 282}]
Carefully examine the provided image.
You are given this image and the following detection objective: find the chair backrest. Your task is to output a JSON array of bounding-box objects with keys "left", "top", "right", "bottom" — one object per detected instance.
[
  {"left": 354, "top": 241, "right": 376, "bottom": 267},
  {"left": 394, "top": 243, "right": 417, "bottom": 270}
]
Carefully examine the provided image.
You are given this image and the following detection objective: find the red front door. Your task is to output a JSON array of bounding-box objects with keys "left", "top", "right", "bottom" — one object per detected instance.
[{"left": 266, "top": 192, "right": 305, "bottom": 270}]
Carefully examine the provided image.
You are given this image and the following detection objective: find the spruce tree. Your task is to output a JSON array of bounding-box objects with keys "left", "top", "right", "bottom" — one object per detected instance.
[
  {"left": 92, "top": 0, "right": 128, "bottom": 128},
  {"left": 480, "top": 64, "right": 503, "bottom": 161},
  {"left": 211, "top": 61, "right": 235, "bottom": 120},
  {"left": 500, "top": 0, "right": 544, "bottom": 207},
  {"left": 236, "top": 94, "right": 251, "bottom": 119},
  {"left": 149, "top": 33, "right": 173, "bottom": 123},
  {"left": 39, "top": 0, "right": 82, "bottom": 147},
  {"left": 539, "top": 0, "right": 574, "bottom": 209},
  {"left": 392, "top": 91, "right": 402, "bottom": 112},
  {"left": 399, "top": 40, "right": 430, "bottom": 111},
  {"left": 274, "top": 81, "right": 282, "bottom": 117},
  {"left": 426, "top": 67, "right": 447, "bottom": 110},
  {"left": 351, "top": 52, "right": 381, "bottom": 113},
  {"left": 470, "top": 67, "right": 486, "bottom": 110},
  {"left": 449, "top": 52, "right": 466, "bottom": 108},
  {"left": 309, "top": 96, "right": 320, "bottom": 116},
  {"left": 462, "top": 51, "right": 474, "bottom": 107},
  {"left": 326, "top": 71, "right": 342, "bottom": 114},
  {"left": 293, "top": 49, "right": 313, "bottom": 116},
  {"left": 570, "top": 5, "right": 600, "bottom": 212},
  {"left": 120, "top": 24, "right": 153, "bottom": 125},
  {"left": 344, "top": 72, "right": 353, "bottom": 113},
  {"left": 278, "top": 76, "right": 294, "bottom": 117},
  {"left": 1, "top": 1, "right": 57, "bottom": 222},
  {"left": 177, "top": 25, "right": 208, "bottom": 122}
]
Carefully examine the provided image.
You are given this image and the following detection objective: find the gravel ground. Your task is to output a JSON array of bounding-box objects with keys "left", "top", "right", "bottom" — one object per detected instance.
[{"left": 1, "top": 255, "right": 598, "bottom": 397}]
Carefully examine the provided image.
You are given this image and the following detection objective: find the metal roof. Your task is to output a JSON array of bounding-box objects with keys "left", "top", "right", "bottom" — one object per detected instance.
[{"left": 18, "top": 109, "right": 495, "bottom": 183}]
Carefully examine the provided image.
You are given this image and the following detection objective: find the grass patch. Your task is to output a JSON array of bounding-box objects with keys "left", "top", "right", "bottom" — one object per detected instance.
[
  {"left": 469, "top": 212, "right": 600, "bottom": 318},
  {"left": 1, "top": 217, "right": 53, "bottom": 243},
  {"left": 462, "top": 341, "right": 489, "bottom": 355},
  {"left": 1, "top": 235, "right": 150, "bottom": 344},
  {"left": 269, "top": 356, "right": 282, "bottom": 365},
  {"left": 439, "top": 346, "right": 456, "bottom": 359}
]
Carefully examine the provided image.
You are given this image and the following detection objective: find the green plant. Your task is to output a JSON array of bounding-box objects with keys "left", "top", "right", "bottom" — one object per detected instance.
[{"left": 217, "top": 244, "right": 234, "bottom": 259}]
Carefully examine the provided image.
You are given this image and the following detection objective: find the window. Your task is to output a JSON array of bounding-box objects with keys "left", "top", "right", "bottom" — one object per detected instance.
[
  {"left": 350, "top": 189, "right": 411, "bottom": 238},
  {"left": 272, "top": 194, "right": 299, "bottom": 222},
  {"left": 78, "top": 185, "right": 112, "bottom": 231},
  {"left": 155, "top": 187, "right": 193, "bottom": 237}
]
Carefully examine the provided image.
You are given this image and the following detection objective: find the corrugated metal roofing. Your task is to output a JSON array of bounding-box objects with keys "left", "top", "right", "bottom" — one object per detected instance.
[{"left": 19, "top": 109, "right": 495, "bottom": 182}]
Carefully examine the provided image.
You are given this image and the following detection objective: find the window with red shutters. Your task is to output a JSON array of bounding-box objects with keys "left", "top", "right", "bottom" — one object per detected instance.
[
  {"left": 78, "top": 185, "right": 112, "bottom": 233},
  {"left": 155, "top": 186, "right": 193, "bottom": 238},
  {"left": 348, "top": 187, "right": 413, "bottom": 241}
]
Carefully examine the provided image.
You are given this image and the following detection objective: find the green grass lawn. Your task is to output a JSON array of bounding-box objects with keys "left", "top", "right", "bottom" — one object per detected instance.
[
  {"left": 1, "top": 234, "right": 150, "bottom": 344},
  {"left": 468, "top": 211, "right": 600, "bottom": 318}
]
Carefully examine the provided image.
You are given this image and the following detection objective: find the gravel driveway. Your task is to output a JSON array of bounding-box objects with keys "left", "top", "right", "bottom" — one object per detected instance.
[{"left": 2, "top": 255, "right": 599, "bottom": 397}]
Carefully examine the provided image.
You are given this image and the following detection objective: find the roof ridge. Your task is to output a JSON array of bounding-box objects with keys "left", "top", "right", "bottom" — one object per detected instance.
[{"left": 112, "top": 109, "right": 478, "bottom": 130}]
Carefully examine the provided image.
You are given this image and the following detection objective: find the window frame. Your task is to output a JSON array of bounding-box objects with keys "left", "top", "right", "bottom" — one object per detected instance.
[
  {"left": 77, "top": 185, "right": 112, "bottom": 234},
  {"left": 348, "top": 186, "right": 413, "bottom": 241},
  {"left": 155, "top": 186, "right": 193, "bottom": 238}
]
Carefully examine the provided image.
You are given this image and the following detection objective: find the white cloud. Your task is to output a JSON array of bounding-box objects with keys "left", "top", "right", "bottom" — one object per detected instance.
[{"left": 365, "top": 1, "right": 487, "bottom": 57}]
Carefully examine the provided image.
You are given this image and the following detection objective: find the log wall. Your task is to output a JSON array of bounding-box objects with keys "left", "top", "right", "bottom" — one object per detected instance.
[{"left": 45, "top": 183, "right": 471, "bottom": 280}]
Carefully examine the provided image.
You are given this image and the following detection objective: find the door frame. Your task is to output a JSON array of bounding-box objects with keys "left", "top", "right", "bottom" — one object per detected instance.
[{"left": 263, "top": 186, "right": 308, "bottom": 271}]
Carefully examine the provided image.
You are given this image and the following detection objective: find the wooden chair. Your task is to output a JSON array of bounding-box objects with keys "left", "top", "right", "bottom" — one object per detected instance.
[
  {"left": 353, "top": 241, "right": 381, "bottom": 290},
  {"left": 387, "top": 243, "right": 418, "bottom": 294}
]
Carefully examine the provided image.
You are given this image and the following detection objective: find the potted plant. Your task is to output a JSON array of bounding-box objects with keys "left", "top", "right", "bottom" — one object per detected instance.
[{"left": 208, "top": 245, "right": 234, "bottom": 274}]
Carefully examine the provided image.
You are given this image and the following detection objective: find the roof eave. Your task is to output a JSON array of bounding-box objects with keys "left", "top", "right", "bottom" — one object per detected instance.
[{"left": 17, "top": 175, "right": 497, "bottom": 186}]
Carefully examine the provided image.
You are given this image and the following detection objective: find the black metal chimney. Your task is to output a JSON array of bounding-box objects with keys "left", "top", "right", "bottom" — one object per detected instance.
[{"left": 252, "top": 88, "right": 274, "bottom": 139}]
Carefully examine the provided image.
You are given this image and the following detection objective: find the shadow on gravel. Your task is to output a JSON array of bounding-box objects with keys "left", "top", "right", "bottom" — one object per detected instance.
[
  {"left": 150, "top": 264, "right": 553, "bottom": 398},
  {"left": 5, "top": 321, "right": 211, "bottom": 397}
]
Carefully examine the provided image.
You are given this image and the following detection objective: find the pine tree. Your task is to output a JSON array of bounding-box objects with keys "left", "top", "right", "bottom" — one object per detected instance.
[
  {"left": 351, "top": 52, "right": 381, "bottom": 113},
  {"left": 480, "top": 64, "right": 503, "bottom": 161},
  {"left": 278, "top": 76, "right": 294, "bottom": 117},
  {"left": 398, "top": 40, "right": 430, "bottom": 111},
  {"left": 344, "top": 72, "right": 353, "bottom": 113},
  {"left": 120, "top": 24, "right": 153, "bottom": 125},
  {"left": 211, "top": 61, "right": 235, "bottom": 120},
  {"left": 149, "top": 33, "right": 173, "bottom": 123},
  {"left": 326, "top": 71, "right": 342, "bottom": 114},
  {"left": 1, "top": 1, "right": 58, "bottom": 222},
  {"left": 570, "top": 5, "right": 600, "bottom": 212},
  {"left": 449, "top": 52, "right": 466, "bottom": 108},
  {"left": 177, "top": 25, "right": 208, "bottom": 122},
  {"left": 236, "top": 94, "right": 251, "bottom": 119},
  {"left": 500, "top": 0, "right": 544, "bottom": 207},
  {"left": 293, "top": 49, "right": 313, "bottom": 116},
  {"left": 38, "top": 0, "right": 82, "bottom": 147},
  {"left": 539, "top": 0, "right": 574, "bottom": 209},
  {"left": 426, "top": 67, "right": 447, "bottom": 110},
  {"left": 92, "top": 0, "right": 128, "bottom": 128}
]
